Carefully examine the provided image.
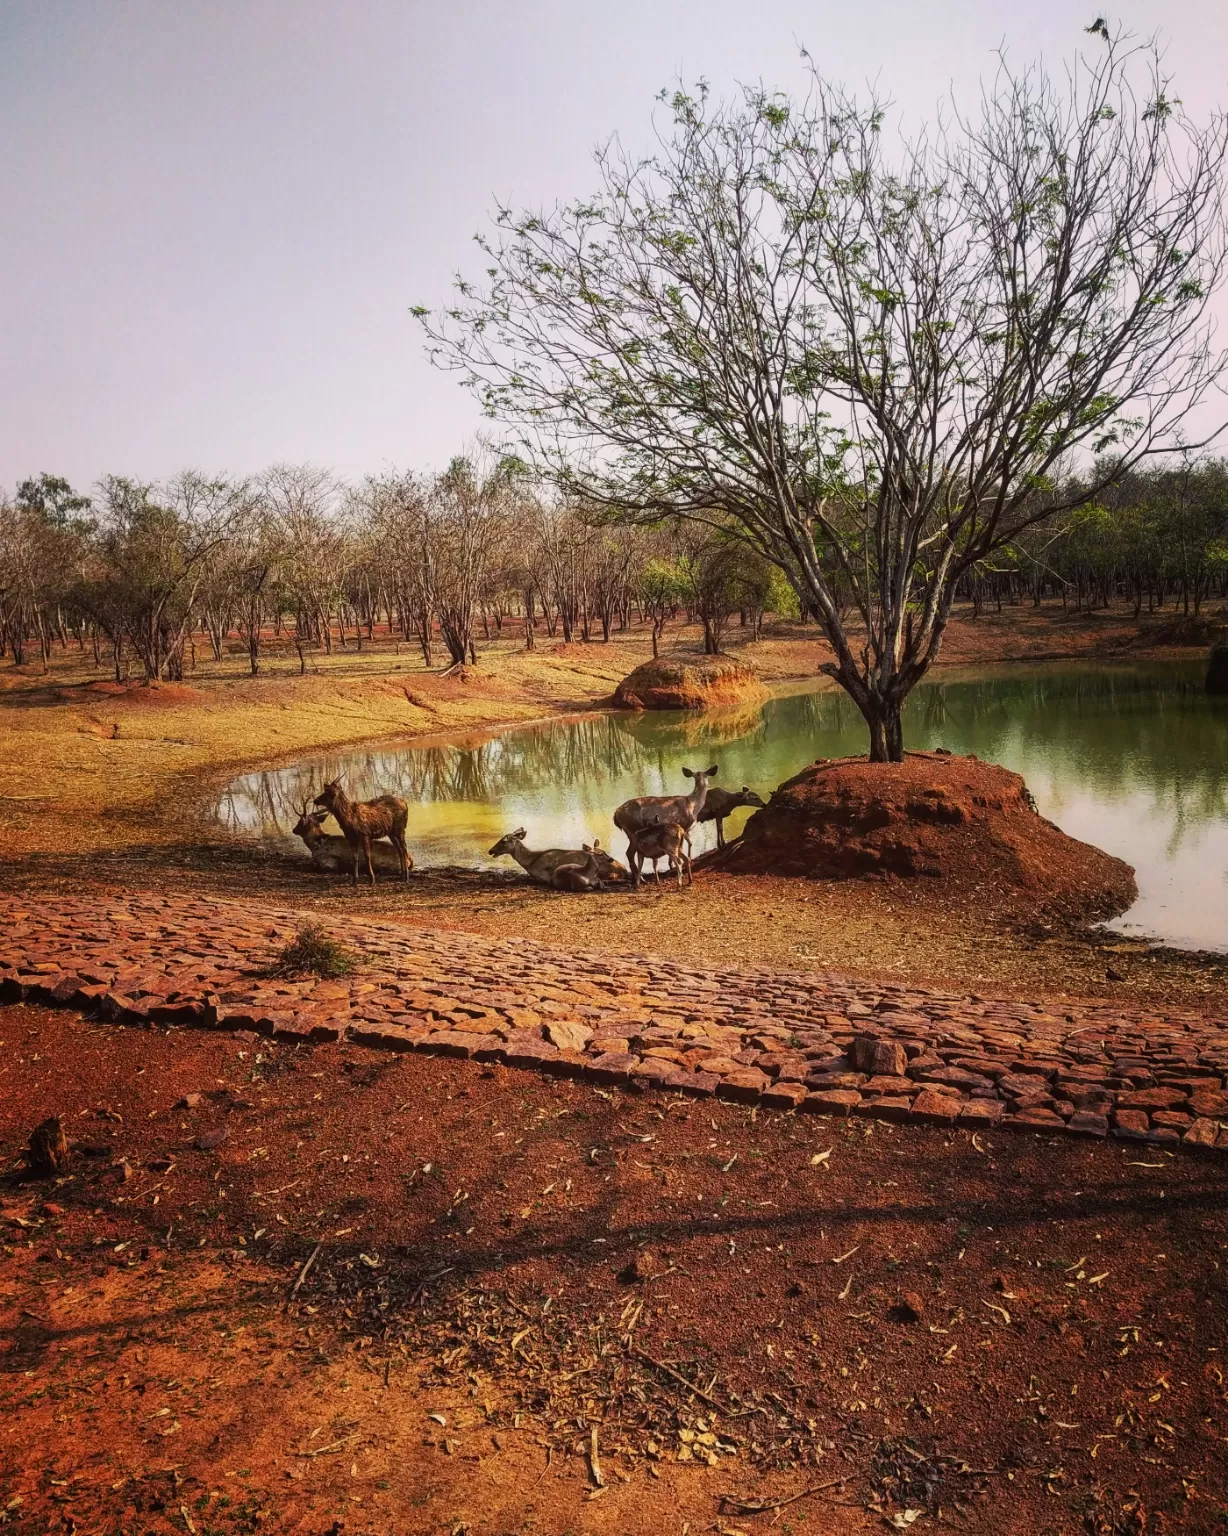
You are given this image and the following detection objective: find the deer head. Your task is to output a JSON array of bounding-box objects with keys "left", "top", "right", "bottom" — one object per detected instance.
[
  {"left": 737, "top": 786, "right": 767, "bottom": 809},
  {"left": 681, "top": 765, "right": 719, "bottom": 782},
  {"left": 312, "top": 778, "right": 344, "bottom": 813},
  {"left": 488, "top": 827, "right": 527, "bottom": 858}
]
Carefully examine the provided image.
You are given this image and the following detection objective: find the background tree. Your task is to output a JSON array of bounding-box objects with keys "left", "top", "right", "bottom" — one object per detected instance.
[{"left": 424, "top": 36, "right": 1228, "bottom": 759}]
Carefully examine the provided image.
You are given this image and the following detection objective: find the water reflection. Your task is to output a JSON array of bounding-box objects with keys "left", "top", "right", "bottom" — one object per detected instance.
[{"left": 215, "top": 662, "right": 1228, "bottom": 951}]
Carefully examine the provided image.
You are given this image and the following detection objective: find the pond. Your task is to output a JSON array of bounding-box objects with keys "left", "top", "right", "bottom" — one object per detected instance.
[{"left": 214, "top": 661, "right": 1228, "bottom": 953}]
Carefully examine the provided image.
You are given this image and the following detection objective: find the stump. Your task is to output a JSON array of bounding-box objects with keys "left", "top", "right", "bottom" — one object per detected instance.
[{"left": 26, "top": 1116, "right": 69, "bottom": 1178}]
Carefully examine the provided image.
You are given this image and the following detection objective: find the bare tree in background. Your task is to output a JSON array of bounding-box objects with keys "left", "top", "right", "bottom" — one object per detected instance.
[
  {"left": 428, "top": 456, "right": 512, "bottom": 668},
  {"left": 423, "top": 34, "right": 1228, "bottom": 759}
]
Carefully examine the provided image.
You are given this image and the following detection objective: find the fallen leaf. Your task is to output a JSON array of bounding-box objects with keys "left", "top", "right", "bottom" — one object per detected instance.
[{"left": 810, "top": 1149, "right": 831, "bottom": 1166}]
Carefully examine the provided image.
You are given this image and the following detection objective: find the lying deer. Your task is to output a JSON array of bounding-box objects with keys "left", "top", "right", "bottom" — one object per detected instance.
[
  {"left": 291, "top": 804, "right": 411, "bottom": 877},
  {"left": 613, "top": 764, "right": 717, "bottom": 871},
  {"left": 627, "top": 821, "right": 690, "bottom": 889},
  {"left": 488, "top": 829, "right": 625, "bottom": 891},
  {"left": 697, "top": 785, "right": 766, "bottom": 849},
  {"left": 313, "top": 778, "right": 412, "bottom": 885}
]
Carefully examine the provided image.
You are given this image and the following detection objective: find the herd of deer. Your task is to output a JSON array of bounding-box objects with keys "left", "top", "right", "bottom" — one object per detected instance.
[{"left": 291, "top": 768, "right": 766, "bottom": 892}]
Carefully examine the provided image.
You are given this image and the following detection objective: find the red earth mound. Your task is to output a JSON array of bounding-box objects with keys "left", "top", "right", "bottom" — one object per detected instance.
[
  {"left": 613, "top": 654, "right": 766, "bottom": 711},
  {"left": 712, "top": 751, "right": 1137, "bottom": 923}
]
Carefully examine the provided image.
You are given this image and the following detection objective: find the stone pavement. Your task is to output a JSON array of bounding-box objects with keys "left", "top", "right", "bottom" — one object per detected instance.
[{"left": 2, "top": 892, "right": 1227, "bottom": 1152}]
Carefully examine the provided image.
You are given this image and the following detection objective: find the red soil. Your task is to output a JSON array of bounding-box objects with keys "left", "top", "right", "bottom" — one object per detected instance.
[
  {"left": 3, "top": 1000, "right": 1225, "bottom": 1535},
  {"left": 715, "top": 753, "right": 1137, "bottom": 924},
  {"left": 613, "top": 655, "right": 767, "bottom": 711}
]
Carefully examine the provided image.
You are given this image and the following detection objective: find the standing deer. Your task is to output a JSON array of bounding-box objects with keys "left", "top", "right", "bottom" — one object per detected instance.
[
  {"left": 292, "top": 802, "right": 410, "bottom": 877},
  {"left": 612, "top": 764, "right": 717, "bottom": 878},
  {"left": 488, "top": 829, "right": 625, "bottom": 890},
  {"left": 312, "top": 779, "right": 411, "bottom": 885},
  {"left": 696, "top": 785, "right": 766, "bottom": 849},
  {"left": 626, "top": 822, "right": 690, "bottom": 889}
]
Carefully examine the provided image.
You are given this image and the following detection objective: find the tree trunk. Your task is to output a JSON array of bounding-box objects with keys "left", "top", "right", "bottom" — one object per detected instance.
[{"left": 865, "top": 700, "right": 905, "bottom": 763}]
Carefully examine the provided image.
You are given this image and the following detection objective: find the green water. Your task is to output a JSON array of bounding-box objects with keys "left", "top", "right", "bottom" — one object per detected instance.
[{"left": 215, "top": 661, "right": 1228, "bottom": 952}]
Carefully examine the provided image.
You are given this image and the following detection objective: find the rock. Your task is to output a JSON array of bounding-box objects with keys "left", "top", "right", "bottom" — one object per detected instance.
[
  {"left": 174, "top": 1093, "right": 203, "bottom": 1109},
  {"left": 852, "top": 1036, "right": 908, "bottom": 1077},
  {"left": 910, "top": 1089, "right": 964, "bottom": 1125},
  {"left": 41, "top": 1202, "right": 65, "bottom": 1217},
  {"left": 1112, "top": 1108, "right": 1151, "bottom": 1136},
  {"left": 195, "top": 1125, "right": 228, "bottom": 1151},
  {"left": 613, "top": 655, "right": 767, "bottom": 712},
  {"left": 1117, "top": 1087, "right": 1189, "bottom": 1111},
  {"left": 1188, "top": 1090, "right": 1228, "bottom": 1117},
  {"left": 618, "top": 1249, "right": 662, "bottom": 1283},
  {"left": 1184, "top": 1118, "right": 1220, "bottom": 1148},
  {"left": 958, "top": 1099, "right": 1005, "bottom": 1126},
  {"left": 544, "top": 1019, "right": 593, "bottom": 1053},
  {"left": 1067, "top": 1111, "right": 1109, "bottom": 1138},
  {"left": 887, "top": 1292, "right": 925, "bottom": 1324},
  {"left": 802, "top": 1089, "right": 862, "bottom": 1117},
  {"left": 26, "top": 1116, "right": 69, "bottom": 1178}
]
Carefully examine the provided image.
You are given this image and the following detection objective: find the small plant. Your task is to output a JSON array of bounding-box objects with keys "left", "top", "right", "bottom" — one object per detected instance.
[{"left": 272, "top": 923, "right": 357, "bottom": 979}]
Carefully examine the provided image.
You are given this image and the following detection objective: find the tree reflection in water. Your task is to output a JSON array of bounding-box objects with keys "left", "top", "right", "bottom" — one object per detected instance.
[{"left": 213, "top": 661, "right": 1228, "bottom": 949}]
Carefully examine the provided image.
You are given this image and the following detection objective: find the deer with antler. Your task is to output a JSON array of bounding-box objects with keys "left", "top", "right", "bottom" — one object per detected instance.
[{"left": 312, "top": 779, "right": 412, "bottom": 885}]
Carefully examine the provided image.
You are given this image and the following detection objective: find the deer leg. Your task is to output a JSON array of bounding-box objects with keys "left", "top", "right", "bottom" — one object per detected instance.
[
  {"left": 349, "top": 838, "right": 360, "bottom": 886},
  {"left": 716, "top": 818, "right": 725, "bottom": 850},
  {"left": 393, "top": 831, "right": 410, "bottom": 880},
  {"left": 364, "top": 837, "right": 376, "bottom": 885}
]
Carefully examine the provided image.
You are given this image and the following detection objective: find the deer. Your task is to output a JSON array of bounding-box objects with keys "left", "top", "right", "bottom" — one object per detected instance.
[
  {"left": 612, "top": 764, "right": 717, "bottom": 877},
  {"left": 626, "top": 821, "right": 690, "bottom": 889},
  {"left": 312, "top": 778, "right": 412, "bottom": 886},
  {"left": 488, "top": 829, "right": 626, "bottom": 891},
  {"left": 696, "top": 785, "right": 766, "bottom": 849},
  {"left": 291, "top": 803, "right": 410, "bottom": 877}
]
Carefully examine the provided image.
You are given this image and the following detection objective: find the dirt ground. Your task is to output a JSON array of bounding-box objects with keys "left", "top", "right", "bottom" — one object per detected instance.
[
  {"left": 3, "top": 603, "right": 1228, "bottom": 1536},
  {"left": 2, "top": 603, "right": 1225, "bottom": 1012},
  {"left": 3, "top": 1001, "right": 1226, "bottom": 1536}
]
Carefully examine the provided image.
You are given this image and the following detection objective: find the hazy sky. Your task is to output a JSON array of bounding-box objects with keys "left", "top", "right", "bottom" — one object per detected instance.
[{"left": 2, "top": 0, "right": 1225, "bottom": 492}]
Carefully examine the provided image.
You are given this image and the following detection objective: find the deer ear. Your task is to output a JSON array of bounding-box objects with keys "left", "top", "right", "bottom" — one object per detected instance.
[
  {"left": 593, "top": 838, "right": 601, "bottom": 850},
  {"left": 682, "top": 766, "right": 694, "bottom": 779},
  {"left": 707, "top": 765, "right": 718, "bottom": 776},
  {"left": 514, "top": 827, "right": 526, "bottom": 840}
]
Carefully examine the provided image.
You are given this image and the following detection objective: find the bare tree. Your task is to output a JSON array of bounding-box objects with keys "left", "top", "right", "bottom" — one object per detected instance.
[
  {"left": 427, "top": 455, "right": 511, "bottom": 667},
  {"left": 423, "top": 35, "right": 1228, "bottom": 758}
]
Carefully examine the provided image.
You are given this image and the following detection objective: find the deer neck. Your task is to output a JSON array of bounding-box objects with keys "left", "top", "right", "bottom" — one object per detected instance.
[{"left": 508, "top": 839, "right": 537, "bottom": 875}]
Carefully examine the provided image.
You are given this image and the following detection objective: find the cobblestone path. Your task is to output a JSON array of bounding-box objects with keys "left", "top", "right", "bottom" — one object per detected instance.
[{"left": 3, "top": 892, "right": 1227, "bottom": 1152}]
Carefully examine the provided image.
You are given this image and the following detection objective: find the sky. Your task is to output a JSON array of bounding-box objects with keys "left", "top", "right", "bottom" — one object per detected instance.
[{"left": 1, "top": 0, "right": 1225, "bottom": 494}]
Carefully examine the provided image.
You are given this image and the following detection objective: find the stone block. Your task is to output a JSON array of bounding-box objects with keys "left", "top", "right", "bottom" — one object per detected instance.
[
  {"left": 801, "top": 1089, "right": 861, "bottom": 1117},
  {"left": 544, "top": 1019, "right": 593, "bottom": 1053},
  {"left": 760, "top": 1081, "right": 808, "bottom": 1110},
  {"left": 1112, "top": 1108, "right": 1152, "bottom": 1136},
  {"left": 910, "top": 1089, "right": 963, "bottom": 1125},
  {"left": 1183, "top": 1117, "right": 1220, "bottom": 1148},
  {"left": 1066, "top": 1111, "right": 1109, "bottom": 1138},
  {"left": 1117, "top": 1087, "right": 1189, "bottom": 1111},
  {"left": 585, "top": 1051, "right": 639, "bottom": 1087},
  {"left": 717, "top": 1069, "right": 770, "bottom": 1105},
  {"left": 958, "top": 1099, "right": 1005, "bottom": 1126},
  {"left": 347, "top": 1023, "right": 420, "bottom": 1052},
  {"left": 851, "top": 1036, "right": 908, "bottom": 1078},
  {"left": 661, "top": 1070, "right": 719, "bottom": 1098},
  {"left": 856, "top": 1095, "right": 914, "bottom": 1123}
]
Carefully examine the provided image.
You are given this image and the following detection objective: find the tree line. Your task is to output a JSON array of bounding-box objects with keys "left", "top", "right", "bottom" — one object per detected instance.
[
  {"left": 0, "top": 460, "right": 796, "bottom": 681},
  {"left": 3, "top": 454, "right": 1225, "bottom": 685}
]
